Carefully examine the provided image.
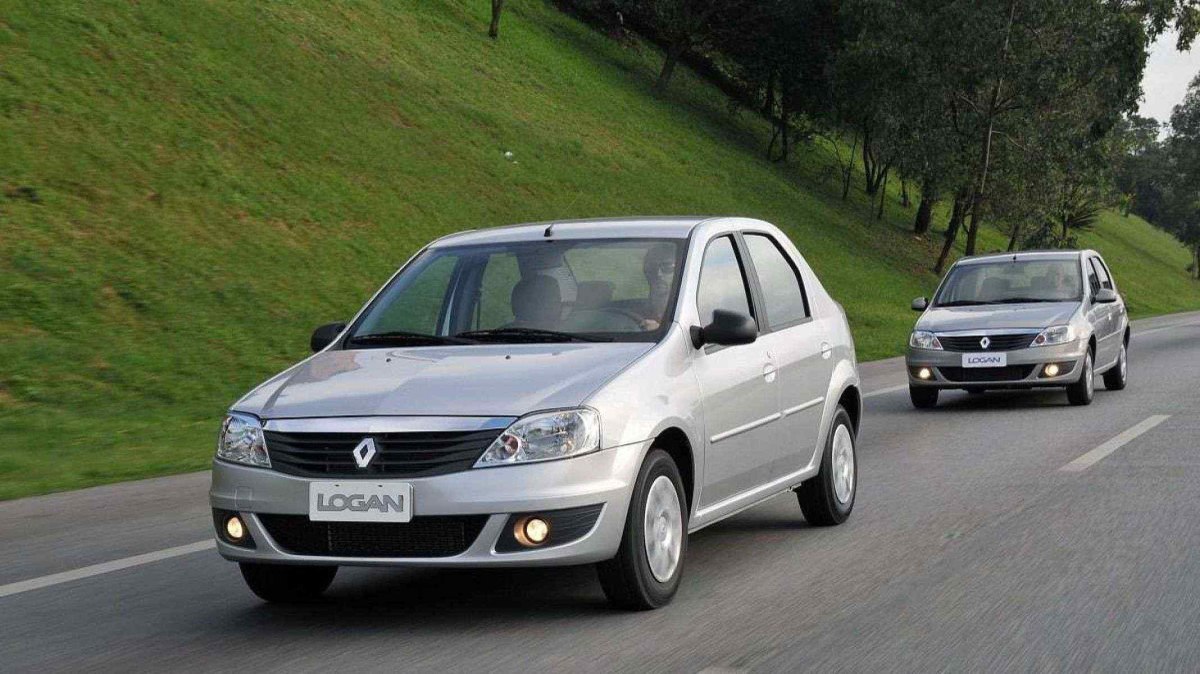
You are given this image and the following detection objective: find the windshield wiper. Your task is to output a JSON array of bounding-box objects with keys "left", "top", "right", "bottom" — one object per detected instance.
[
  {"left": 936, "top": 300, "right": 989, "bottom": 307},
  {"left": 990, "top": 297, "right": 1064, "bottom": 304},
  {"left": 455, "top": 327, "right": 612, "bottom": 343},
  {"left": 346, "top": 331, "right": 476, "bottom": 346}
]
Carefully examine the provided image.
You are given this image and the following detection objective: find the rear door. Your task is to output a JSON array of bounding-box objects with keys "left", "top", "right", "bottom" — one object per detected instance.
[
  {"left": 692, "top": 235, "right": 781, "bottom": 508},
  {"left": 741, "top": 233, "right": 832, "bottom": 479}
]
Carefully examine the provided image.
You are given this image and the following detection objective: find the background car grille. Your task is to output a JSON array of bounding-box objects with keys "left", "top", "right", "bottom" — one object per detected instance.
[
  {"left": 937, "top": 365, "right": 1037, "bottom": 382},
  {"left": 263, "top": 429, "right": 503, "bottom": 478},
  {"left": 258, "top": 514, "right": 488, "bottom": 557},
  {"left": 937, "top": 334, "right": 1037, "bottom": 352}
]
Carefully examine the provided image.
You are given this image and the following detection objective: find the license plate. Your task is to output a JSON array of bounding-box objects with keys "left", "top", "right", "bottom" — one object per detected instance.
[
  {"left": 308, "top": 481, "right": 413, "bottom": 522},
  {"left": 962, "top": 352, "right": 1007, "bottom": 368}
]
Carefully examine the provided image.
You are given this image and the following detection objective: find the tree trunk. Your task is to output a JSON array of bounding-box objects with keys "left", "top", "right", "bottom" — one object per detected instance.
[
  {"left": 762, "top": 70, "right": 775, "bottom": 117},
  {"left": 654, "top": 40, "right": 687, "bottom": 93},
  {"left": 876, "top": 167, "right": 889, "bottom": 219},
  {"left": 935, "top": 192, "right": 969, "bottom": 274},
  {"left": 488, "top": 0, "right": 505, "bottom": 39},
  {"left": 914, "top": 194, "right": 935, "bottom": 235},
  {"left": 1007, "top": 224, "right": 1022, "bottom": 251},
  {"left": 901, "top": 180, "right": 911, "bottom": 208},
  {"left": 840, "top": 135, "right": 858, "bottom": 201}
]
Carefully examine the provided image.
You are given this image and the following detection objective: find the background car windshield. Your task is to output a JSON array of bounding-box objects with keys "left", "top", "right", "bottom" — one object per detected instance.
[
  {"left": 935, "top": 259, "right": 1083, "bottom": 305},
  {"left": 350, "top": 238, "right": 685, "bottom": 343}
]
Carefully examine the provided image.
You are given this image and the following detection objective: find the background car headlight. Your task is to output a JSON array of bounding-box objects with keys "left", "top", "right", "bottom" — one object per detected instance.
[
  {"left": 216, "top": 413, "right": 271, "bottom": 467},
  {"left": 1031, "top": 325, "right": 1076, "bottom": 347},
  {"left": 909, "top": 331, "right": 942, "bottom": 350},
  {"left": 475, "top": 409, "right": 600, "bottom": 467}
]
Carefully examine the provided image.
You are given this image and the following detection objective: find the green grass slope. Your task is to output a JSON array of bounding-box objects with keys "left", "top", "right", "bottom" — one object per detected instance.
[{"left": 2, "top": 0, "right": 1198, "bottom": 499}]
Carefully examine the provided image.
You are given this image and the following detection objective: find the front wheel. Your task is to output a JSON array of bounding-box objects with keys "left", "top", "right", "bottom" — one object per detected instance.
[
  {"left": 1103, "top": 341, "right": 1128, "bottom": 390},
  {"left": 1066, "top": 350, "right": 1095, "bottom": 406},
  {"left": 597, "top": 449, "right": 687, "bottom": 610},
  {"left": 910, "top": 385, "right": 939, "bottom": 409},
  {"left": 239, "top": 563, "right": 337, "bottom": 603},
  {"left": 795, "top": 407, "right": 856, "bottom": 526}
]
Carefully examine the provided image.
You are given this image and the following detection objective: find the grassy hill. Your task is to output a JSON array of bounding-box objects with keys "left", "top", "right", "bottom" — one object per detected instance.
[{"left": 2, "top": 0, "right": 1198, "bottom": 499}]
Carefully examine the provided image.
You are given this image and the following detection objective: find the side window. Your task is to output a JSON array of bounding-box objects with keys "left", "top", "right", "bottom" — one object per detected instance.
[
  {"left": 1086, "top": 259, "right": 1102, "bottom": 295},
  {"left": 1092, "top": 258, "right": 1114, "bottom": 290},
  {"left": 745, "top": 234, "right": 809, "bottom": 328},
  {"left": 697, "top": 236, "right": 753, "bottom": 326}
]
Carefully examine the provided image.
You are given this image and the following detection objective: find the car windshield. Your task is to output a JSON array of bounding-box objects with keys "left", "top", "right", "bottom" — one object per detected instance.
[
  {"left": 934, "top": 258, "right": 1083, "bottom": 306},
  {"left": 345, "top": 238, "right": 686, "bottom": 346}
]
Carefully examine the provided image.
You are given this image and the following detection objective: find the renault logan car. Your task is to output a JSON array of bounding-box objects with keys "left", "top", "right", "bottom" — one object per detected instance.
[
  {"left": 210, "top": 217, "right": 862, "bottom": 609},
  {"left": 906, "top": 250, "right": 1128, "bottom": 408}
]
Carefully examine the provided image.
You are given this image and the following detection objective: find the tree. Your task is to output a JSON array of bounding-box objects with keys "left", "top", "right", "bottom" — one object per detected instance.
[
  {"left": 1162, "top": 74, "right": 1200, "bottom": 278},
  {"left": 489, "top": 0, "right": 505, "bottom": 39}
]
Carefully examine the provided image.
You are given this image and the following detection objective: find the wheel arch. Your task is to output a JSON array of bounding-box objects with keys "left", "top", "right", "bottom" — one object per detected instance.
[{"left": 651, "top": 426, "right": 695, "bottom": 513}]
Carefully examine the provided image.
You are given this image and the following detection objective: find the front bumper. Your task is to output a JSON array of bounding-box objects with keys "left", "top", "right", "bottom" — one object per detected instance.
[
  {"left": 906, "top": 340, "right": 1087, "bottom": 389},
  {"left": 209, "top": 439, "right": 649, "bottom": 567}
]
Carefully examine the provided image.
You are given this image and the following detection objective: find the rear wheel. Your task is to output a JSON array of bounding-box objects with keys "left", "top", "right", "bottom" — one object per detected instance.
[
  {"left": 597, "top": 449, "right": 687, "bottom": 610},
  {"left": 796, "top": 407, "right": 856, "bottom": 526},
  {"left": 239, "top": 563, "right": 337, "bottom": 603},
  {"left": 1103, "top": 341, "right": 1128, "bottom": 391},
  {"left": 1066, "top": 350, "right": 1095, "bottom": 406},
  {"left": 910, "top": 385, "right": 939, "bottom": 409}
]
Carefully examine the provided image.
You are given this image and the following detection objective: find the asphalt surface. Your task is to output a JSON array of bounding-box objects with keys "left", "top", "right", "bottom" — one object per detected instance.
[{"left": 2, "top": 311, "right": 1199, "bottom": 672}]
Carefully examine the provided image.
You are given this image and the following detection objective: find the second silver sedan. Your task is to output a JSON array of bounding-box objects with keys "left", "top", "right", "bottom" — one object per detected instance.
[{"left": 906, "top": 250, "right": 1129, "bottom": 408}]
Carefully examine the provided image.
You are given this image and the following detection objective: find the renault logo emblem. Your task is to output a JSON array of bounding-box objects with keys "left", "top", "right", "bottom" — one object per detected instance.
[
  {"left": 980, "top": 336, "right": 991, "bottom": 350},
  {"left": 352, "top": 438, "right": 378, "bottom": 468}
]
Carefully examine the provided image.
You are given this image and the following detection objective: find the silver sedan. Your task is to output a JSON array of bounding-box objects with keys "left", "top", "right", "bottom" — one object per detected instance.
[
  {"left": 906, "top": 250, "right": 1129, "bottom": 408},
  {"left": 210, "top": 216, "right": 862, "bottom": 609}
]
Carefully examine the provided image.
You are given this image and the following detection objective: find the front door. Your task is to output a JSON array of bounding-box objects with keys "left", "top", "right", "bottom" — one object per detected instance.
[{"left": 692, "top": 235, "right": 780, "bottom": 508}]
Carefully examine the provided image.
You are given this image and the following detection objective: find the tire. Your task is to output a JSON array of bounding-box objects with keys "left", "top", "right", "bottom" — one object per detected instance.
[
  {"left": 596, "top": 449, "right": 687, "bottom": 610},
  {"left": 796, "top": 407, "right": 857, "bottom": 526},
  {"left": 1103, "top": 341, "right": 1128, "bottom": 391},
  {"left": 239, "top": 563, "right": 337, "bottom": 603},
  {"left": 1066, "top": 349, "right": 1095, "bottom": 406},
  {"left": 910, "top": 385, "right": 939, "bottom": 409}
]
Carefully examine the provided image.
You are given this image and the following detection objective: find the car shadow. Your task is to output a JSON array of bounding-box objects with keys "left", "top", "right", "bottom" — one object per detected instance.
[{"left": 930, "top": 388, "right": 1077, "bottom": 411}]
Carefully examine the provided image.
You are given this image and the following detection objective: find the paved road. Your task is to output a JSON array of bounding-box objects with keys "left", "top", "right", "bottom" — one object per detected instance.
[{"left": 3, "top": 312, "right": 1199, "bottom": 672}]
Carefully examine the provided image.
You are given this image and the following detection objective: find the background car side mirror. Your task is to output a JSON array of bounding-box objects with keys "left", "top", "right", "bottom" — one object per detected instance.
[
  {"left": 911, "top": 297, "right": 928, "bottom": 312},
  {"left": 691, "top": 309, "right": 758, "bottom": 349},
  {"left": 310, "top": 322, "right": 347, "bottom": 352},
  {"left": 1093, "top": 288, "right": 1118, "bottom": 304}
]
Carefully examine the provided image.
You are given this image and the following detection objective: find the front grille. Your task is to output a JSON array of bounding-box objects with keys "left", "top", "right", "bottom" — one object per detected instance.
[
  {"left": 258, "top": 514, "right": 488, "bottom": 558},
  {"left": 263, "top": 429, "right": 503, "bottom": 478},
  {"left": 937, "top": 365, "right": 1036, "bottom": 382},
  {"left": 938, "top": 334, "right": 1036, "bottom": 352}
]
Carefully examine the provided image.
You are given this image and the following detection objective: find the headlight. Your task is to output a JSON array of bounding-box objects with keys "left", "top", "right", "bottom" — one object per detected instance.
[
  {"left": 1031, "top": 325, "right": 1076, "bottom": 347},
  {"left": 909, "top": 331, "right": 942, "bottom": 350},
  {"left": 217, "top": 413, "right": 271, "bottom": 467},
  {"left": 475, "top": 408, "right": 601, "bottom": 467}
]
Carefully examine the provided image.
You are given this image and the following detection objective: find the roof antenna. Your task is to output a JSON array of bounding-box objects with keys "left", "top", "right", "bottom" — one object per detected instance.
[{"left": 543, "top": 223, "right": 555, "bottom": 238}]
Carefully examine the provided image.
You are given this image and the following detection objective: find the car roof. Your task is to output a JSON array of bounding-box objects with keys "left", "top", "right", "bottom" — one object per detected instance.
[
  {"left": 428, "top": 216, "right": 716, "bottom": 247},
  {"left": 954, "top": 250, "right": 1087, "bottom": 266}
]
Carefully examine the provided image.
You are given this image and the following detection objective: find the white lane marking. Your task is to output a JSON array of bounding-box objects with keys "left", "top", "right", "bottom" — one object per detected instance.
[
  {"left": 1134, "top": 322, "right": 1199, "bottom": 339},
  {"left": 1059, "top": 415, "right": 1170, "bottom": 473},
  {"left": 863, "top": 383, "right": 908, "bottom": 399},
  {"left": 0, "top": 539, "right": 214, "bottom": 600}
]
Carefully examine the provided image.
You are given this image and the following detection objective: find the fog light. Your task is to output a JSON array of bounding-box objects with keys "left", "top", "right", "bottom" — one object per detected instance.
[
  {"left": 515, "top": 516, "right": 550, "bottom": 547},
  {"left": 1044, "top": 363, "right": 1060, "bottom": 377},
  {"left": 225, "top": 515, "right": 245, "bottom": 542},
  {"left": 917, "top": 367, "right": 932, "bottom": 380}
]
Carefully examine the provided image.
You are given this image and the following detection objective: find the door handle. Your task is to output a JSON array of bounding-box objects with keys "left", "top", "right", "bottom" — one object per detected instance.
[
  {"left": 762, "top": 361, "right": 777, "bottom": 383},
  {"left": 820, "top": 342, "right": 833, "bottom": 360}
]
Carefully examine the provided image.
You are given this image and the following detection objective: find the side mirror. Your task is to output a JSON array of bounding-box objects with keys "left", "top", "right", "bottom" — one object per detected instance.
[
  {"left": 1094, "top": 288, "right": 1118, "bottom": 304},
  {"left": 691, "top": 309, "right": 758, "bottom": 348},
  {"left": 310, "top": 322, "right": 347, "bottom": 352},
  {"left": 911, "top": 297, "right": 928, "bottom": 312}
]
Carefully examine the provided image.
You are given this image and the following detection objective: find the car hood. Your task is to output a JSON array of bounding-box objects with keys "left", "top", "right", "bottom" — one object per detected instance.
[
  {"left": 232, "top": 342, "right": 655, "bottom": 419},
  {"left": 918, "top": 302, "right": 1080, "bottom": 332}
]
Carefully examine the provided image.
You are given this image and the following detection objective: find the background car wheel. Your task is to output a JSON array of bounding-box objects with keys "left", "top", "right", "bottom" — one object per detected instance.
[
  {"left": 796, "top": 407, "right": 856, "bottom": 526},
  {"left": 1066, "top": 350, "right": 1095, "bottom": 406},
  {"left": 1103, "top": 341, "right": 1128, "bottom": 390},
  {"left": 596, "top": 449, "right": 687, "bottom": 610},
  {"left": 910, "top": 385, "right": 939, "bottom": 409},
  {"left": 239, "top": 563, "right": 337, "bottom": 602}
]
